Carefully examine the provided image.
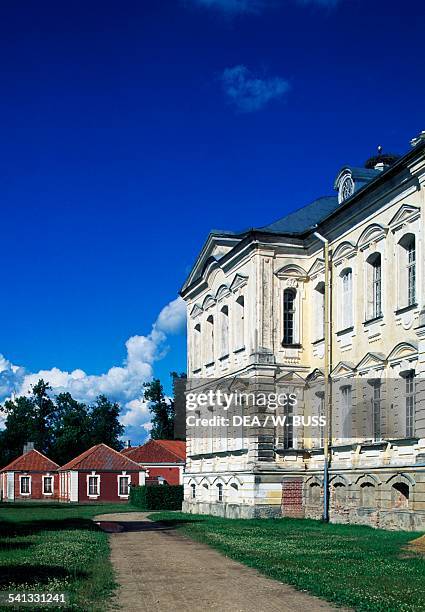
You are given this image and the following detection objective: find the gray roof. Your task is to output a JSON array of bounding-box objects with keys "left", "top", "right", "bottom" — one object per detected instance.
[{"left": 256, "top": 195, "right": 339, "bottom": 235}]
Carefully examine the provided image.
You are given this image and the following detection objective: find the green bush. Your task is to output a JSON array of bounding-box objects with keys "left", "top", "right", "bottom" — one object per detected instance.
[{"left": 130, "top": 484, "right": 183, "bottom": 510}]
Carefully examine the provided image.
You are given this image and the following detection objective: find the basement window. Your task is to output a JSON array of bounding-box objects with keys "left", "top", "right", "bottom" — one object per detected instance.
[{"left": 392, "top": 482, "right": 409, "bottom": 509}]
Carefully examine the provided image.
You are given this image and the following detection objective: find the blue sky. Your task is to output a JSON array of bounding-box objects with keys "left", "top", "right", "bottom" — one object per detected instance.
[{"left": 1, "top": 0, "right": 424, "bottom": 442}]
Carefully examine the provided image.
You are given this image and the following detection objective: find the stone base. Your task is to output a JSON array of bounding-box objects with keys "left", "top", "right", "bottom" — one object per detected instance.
[{"left": 182, "top": 500, "right": 281, "bottom": 519}]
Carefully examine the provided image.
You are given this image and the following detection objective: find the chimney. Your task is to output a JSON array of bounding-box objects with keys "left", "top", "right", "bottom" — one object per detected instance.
[
  {"left": 125, "top": 440, "right": 131, "bottom": 449},
  {"left": 23, "top": 442, "right": 34, "bottom": 454}
]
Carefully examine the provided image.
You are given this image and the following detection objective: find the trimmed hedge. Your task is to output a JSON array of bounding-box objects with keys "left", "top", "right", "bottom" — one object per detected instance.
[{"left": 130, "top": 484, "right": 183, "bottom": 510}]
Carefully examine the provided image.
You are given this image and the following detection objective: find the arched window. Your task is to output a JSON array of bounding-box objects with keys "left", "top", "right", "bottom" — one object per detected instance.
[
  {"left": 341, "top": 269, "right": 353, "bottom": 329},
  {"left": 205, "top": 315, "right": 214, "bottom": 364},
  {"left": 191, "top": 483, "right": 196, "bottom": 499},
  {"left": 308, "top": 482, "right": 321, "bottom": 503},
  {"left": 193, "top": 323, "right": 201, "bottom": 371},
  {"left": 333, "top": 482, "right": 347, "bottom": 504},
  {"left": 399, "top": 234, "right": 416, "bottom": 307},
  {"left": 219, "top": 305, "right": 229, "bottom": 358},
  {"left": 283, "top": 288, "right": 296, "bottom": 345},
  {"left": 392, "top": 482, "right": 409, "bottom": 509},
  {"left": 234, "top": 295, "right": 245, "bottom": 350},
  {"left": 366, "top": 253, "right": 382, "bottom": 319},
  {"left": 217, "top": 482, "right": 223, "bottom": 502},
  {"left": 228, "top": 482, "right": 239, "bottom": 502},
  {"left": 314, "top": 282, "right": 325, "bottom": 341},
  {"left": 360, "top": 482, "right": 375, "bottom": 507}
]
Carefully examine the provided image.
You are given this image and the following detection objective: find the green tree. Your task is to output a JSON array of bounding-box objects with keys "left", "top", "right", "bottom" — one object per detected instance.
[
  {"left": 143, "top": 379, "right": 174, "bottom": 439},
  {"left": 50, "top": 392, "right": 91, "bottom": 465},
  {"left": 89, "top": 395, "right": 124, "bottom": 450},
  {"left": 0, "top": 380, "right": 125, "bottom": 466},
  {"left": 0, "top": 379, "right": 56, "bottom": 464}
]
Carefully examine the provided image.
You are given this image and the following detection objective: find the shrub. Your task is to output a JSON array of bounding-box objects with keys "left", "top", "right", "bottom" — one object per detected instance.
[{"left": 130, "top": 485, "right": 183, "bottom": 510}]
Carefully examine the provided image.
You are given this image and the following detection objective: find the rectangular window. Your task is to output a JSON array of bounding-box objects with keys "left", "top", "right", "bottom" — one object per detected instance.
[
  {"left": 406, "top": 373, "right": 415, "bottom": 437},
  {"left": 88, "top": 476, "right": 99, "bottom": 496},
  {"left": 342, "top": 270, "right": 353, "bottom": 328},
  {"left": 283, "top": 289, "right": 296, "bottom": 345},
  {"left": 43, "top": 476, "right": 53, "bottom": 494},
  {"left": 20, "top": 476, "right": 30, "bottom": 495},
  {"left": 283, "top": 402, "right": 294, "bottom": 449},
  {"left": 407, "top": 243, "right": 416, "bottom": 306},
  {"left": 372, "top": 383, "right": 381, "bottom": 441},
  {"left": 372, "top": 260, "right": 382, "bottom": 318},
  {"left": 318, "top": 393, "right": 325, "bottom": 447},
  {"left": 217, "top": 483, "right": 223, "bottom": 502},
  {"left": 119, "top": 476, "right": 130, "bottom": 496},
  {"left": 341, "top": 385, "right": 352, "bottom": 439}
]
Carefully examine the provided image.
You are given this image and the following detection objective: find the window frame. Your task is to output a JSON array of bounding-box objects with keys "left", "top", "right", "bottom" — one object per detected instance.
[
  {"left": 19, "top": 475, "right": 31, "bottom": 496},
  {"left": 117, "top": 474, "right": 131, "bottom": 498},
  {"left": 282, "top": 288, "right": 297, "bottom": 346},
  {"left": 405, "top": 372, "right": 415, "bottom": 438},
  {"left": 341, "top": 268, "right": 353, "bottom": 330},
  {"left": 87, "top": 473, "right": 100, "bottom": 498},
  {"left": 42, "top": 474, "right": 54, "bottom": 496}
]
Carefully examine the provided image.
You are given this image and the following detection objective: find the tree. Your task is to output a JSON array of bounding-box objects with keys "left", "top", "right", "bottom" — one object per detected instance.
[
  {"left": 50, "top": 392, "right": 91, "bottom": 465},
  {"left": 0, "top": 379, "right": 56, "bottom": 464},
  {"left": 0, "top": 379, "right": 125, "bottom": 466},
  {"left": 143, "top": 379, "right": 174, "bottom": 440},
  {"left": 89, "top": 395, "right": 124, "bottom": 450}
]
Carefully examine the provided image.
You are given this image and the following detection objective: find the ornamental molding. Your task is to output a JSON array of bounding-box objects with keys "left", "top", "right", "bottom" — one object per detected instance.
[
  {"left": 357, "top": 224, "right": 388, "bottom": 250},
  {"left": 356, "top": 352, "right": 386, "bottom": 372},
  {"left": 215, "top": 284, "right": 231, "bottom": 302},
  {"left": 275, "top": 263, "right": 307, "bottom": 280},
  {"left": 202, "top": 294, "right": 216, "bottom": 311},
  {"left": 387, "top": 341, "right": 418, "bottom": 363},
  {"left": 388, "top": 204, "right": 420, "bottom": 231},
  {"left": 229, "top": 273, "right": 248, "bottom": 293},
  {"left": 190, "top": 304, "right": 203, "bottom": 319},
  {"left": 307, "top": 258, "right": 325, "bottom": 279},
  {"left": 332, "top": 241, "right": 357, "bottom": 263}
]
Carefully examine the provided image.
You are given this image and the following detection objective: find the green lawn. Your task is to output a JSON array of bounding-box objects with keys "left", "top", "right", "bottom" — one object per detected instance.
[
  {"left": 149, "top": 512, "right": 425, "bottom": 612},
  {"left": 0, "top": 502, "right": 135, "bottom": 611}
]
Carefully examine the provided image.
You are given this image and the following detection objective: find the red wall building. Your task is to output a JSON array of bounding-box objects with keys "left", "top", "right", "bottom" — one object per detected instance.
[
  {"left": 59, "top": 443, "right": 145, "bottom": 503},
  {"left": 122, "top": 439, "right": 186, "bottom": 485},
  {"left": 1, "top": 449, "right": 59, "bottom": 502}
]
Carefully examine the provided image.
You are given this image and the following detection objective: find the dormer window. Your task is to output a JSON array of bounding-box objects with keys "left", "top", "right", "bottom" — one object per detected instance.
[{"left": 340, "top": 176, "right": 354, "bottom": 203}]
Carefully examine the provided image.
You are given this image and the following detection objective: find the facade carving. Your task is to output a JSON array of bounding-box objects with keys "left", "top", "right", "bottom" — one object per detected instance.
[{"left": 180, "top": 136, "right": 425, "bottom": 530}]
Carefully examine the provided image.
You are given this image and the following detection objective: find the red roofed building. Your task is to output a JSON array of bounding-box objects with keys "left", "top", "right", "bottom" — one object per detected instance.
[
  {"left": 122, "top": 439, "right": 186, "bottom": 485},
  {"left": 58, "top": 443, "right": 145, "bottom": 503},
  {"left": 1, "top": 448, "right": 59, "bottom": 502}
]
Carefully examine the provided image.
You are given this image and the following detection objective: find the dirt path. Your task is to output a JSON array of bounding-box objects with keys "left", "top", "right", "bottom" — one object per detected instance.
[{"left": 94, "top": 512, "right": 342, "bottom": 612}]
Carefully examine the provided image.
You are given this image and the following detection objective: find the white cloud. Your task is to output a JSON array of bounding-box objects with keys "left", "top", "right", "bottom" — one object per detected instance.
[
  {"left": 155, "top": 296, "right": 187, "bottom": 334},
  {"left": 221, "top": 65, "right": 290, "bottom": 112},
  {"left": 0, "top": 295, "right": 187, "bottom": 441}
]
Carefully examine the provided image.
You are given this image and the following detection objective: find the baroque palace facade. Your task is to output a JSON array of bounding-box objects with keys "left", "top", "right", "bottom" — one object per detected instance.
[{"left": 180, "top": 132, "right": 425, "bottom": 530}]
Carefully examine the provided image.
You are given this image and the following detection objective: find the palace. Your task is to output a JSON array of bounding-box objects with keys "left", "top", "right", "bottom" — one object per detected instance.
[{"left": 180, "top": 131, "right": 425, "bottom": 530}]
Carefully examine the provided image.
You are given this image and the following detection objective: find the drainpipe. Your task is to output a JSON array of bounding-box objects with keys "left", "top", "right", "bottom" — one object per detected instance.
[{"left": 313, "top": 230, "right": 332, "bottom": 522}]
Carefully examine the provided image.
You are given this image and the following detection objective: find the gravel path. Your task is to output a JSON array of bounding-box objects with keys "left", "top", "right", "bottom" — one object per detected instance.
[{"left": 94, "top": 512, "right": 342, "bottom": 612}]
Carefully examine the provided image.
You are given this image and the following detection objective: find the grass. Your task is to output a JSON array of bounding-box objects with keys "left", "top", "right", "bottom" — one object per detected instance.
[
  {"left": 0, "top": 502, "right": 136, "bottom": 611},
  {"left": 149, "top": 512, "right": 425, "bottom": 612}
]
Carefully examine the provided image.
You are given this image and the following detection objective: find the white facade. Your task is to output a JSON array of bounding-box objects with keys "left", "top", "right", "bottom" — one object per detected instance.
[{"left": 181, "top": 135, "right": 425, "bottom": 529}]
